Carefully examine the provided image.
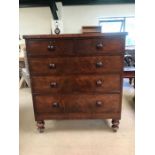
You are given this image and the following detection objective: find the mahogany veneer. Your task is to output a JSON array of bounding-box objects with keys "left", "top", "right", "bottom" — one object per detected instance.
[{"left": 23, "top": 33, "right": 127, "bottom": 132}]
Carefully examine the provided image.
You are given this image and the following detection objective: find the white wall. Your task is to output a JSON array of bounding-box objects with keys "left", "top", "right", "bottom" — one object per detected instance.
[
  {"left": 62, "top": 4, "right": 135, "bottom": 33},
  {"left": 19, "top": 3, "right": 135, "bottom": 35},
  {"left": 19, "top": 7, "right": 52, "bottom": 36}
]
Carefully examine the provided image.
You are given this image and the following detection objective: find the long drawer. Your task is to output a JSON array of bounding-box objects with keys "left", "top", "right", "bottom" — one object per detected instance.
[
  {"left": 26, "top": 37, "right": 123, "bottom": 56},
  {"left": 28, "top": 56, "right": 123, "bottom": 75},
  {"left": 31, "top": 74, "right": 121, "bottom": 94},
  {"left": 34, "top": 94, "right": 120, "bottom": 114}
]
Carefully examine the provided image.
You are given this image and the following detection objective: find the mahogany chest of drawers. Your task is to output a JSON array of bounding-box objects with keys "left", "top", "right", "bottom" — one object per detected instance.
[{"left": 23, "top": 33, "right": 127, "bottom": 132}]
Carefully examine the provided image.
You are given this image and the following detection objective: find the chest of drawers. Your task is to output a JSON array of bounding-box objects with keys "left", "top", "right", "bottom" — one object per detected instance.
[{"left": 23, "top": 33, "right": 127, "bottom": 132}]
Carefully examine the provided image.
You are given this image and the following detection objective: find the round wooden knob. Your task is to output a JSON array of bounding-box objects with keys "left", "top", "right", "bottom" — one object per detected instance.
[
  {"left": 96, "top": 80, "right": 102, "bottom": 86},
  {"left": 52, "top": 102, "right": 59, "bottom": 108},
  {"left": 96, "top": 61, "right": 103, "bottom": 67},
  {"left": 96, "top": 43, "right": 103, "bottom": 49},
  {"left": 47, "top": 45, "right": 55, "bottom": 51},
  {"left": 96, "top": 101, "right": 102, "bottom": 107},
  {"left": 49, "top": 63, "right": 56, "bottom": 69},
  {"left": 50, "top": 82, "right": 57, "bottom": 88}
]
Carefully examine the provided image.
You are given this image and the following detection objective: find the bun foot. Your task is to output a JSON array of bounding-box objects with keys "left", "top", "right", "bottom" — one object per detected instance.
[
  {"left": 38, "top": 128, "right": 44, "bottom": 133},
  {"left": 111, "top": 119, "right": 120, "bottom": 132},
  {"left": 37, "top": 121, "right": 45, "bottom": 133},
  {"left": 112, "top": 126, "right": 119, "bottom": 132}
]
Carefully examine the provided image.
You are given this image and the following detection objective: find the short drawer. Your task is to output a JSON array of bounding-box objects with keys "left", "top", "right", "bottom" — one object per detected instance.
[
  {"left": 31, "top": 74, "right": 121, "bottom": 94},
  {"left": 75, "top": 37, "right": 124, "bottom": 55},
  {"left": 34, "top": 94, "right": 120, "bottom": 114},
  {"left": 28, "top": 56, "right": 123, "bottom": 75},
  {"left": 26, "top": 39, "right": 74, "bottom": 56}
]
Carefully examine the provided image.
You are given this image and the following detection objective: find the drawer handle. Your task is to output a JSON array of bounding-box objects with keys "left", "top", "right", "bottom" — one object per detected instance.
[
  {"left": 96, "top": 101, "right": 103, "bottom": 107},
  {"left": 96, "top": 43, "right": 103, "bottom": 49},
  {"left": 49, "top": 63, "right": 56, "bottom": 69},
  {"left": 96, "top": 61, "right": 103, "bottom": 67},
  {"left": 47, "top": 45, "right": 55, "bottom": 51},
  {"left": 50, "top": 82, "right": 57, "bottom": 88},
  {"left": 96, "top": 80, "right": 102, "bottom": 86},
  {"left": 52, "top": 102, "right": 59, "bottom": 108}
]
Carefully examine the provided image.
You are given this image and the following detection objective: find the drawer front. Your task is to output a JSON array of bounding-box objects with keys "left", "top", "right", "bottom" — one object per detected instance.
[
  {"left": 34, "top": 94, "right": 120, "bottom": 114},
  {"left": 29, "top": 56, "right": 122, "bottom": 75},
  {"left": 26, "top": 37, "right": 124, "bottom": 56},
  {"left": 26, "top": 39, "right": 74, "bottom": 56},
  {"left": 32, "top": 74, "right": 121, "bottom": 94},
  {"left": 34, "top": 95, "right": 65, "bottom": 114},
  {"left": 75, "top": 37, "right": 124, "bottom": 55}
]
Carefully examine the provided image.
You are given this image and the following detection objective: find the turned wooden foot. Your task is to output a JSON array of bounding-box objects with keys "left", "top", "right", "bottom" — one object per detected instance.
[
  {"left": 111, "top": 119, "right": 120, "bottom": 132},
  {"left": 37, "top": 121, "right": 45, "bottom": 133}
]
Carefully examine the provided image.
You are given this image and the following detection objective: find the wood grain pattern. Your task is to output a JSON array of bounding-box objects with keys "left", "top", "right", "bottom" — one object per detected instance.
[
  {"left": 26, "top": 39, "right": 74, "bottom": 56},
  {"left": 34, "top": 94, "right": 120, "bottom": 114},
  {"left": 75, "top": 38, "right": 124, "bottom": 55},
  {"left": 26, "top": 37, "right": 124, "bottom": 56},
  {"left": 24, "top": 33, "right": 127, "bottom": 132},
  {"left": 28, "top": 56, "right": 122, "bottom": 75},
  {"left": 23, "top": 32, "right": 127, "bottom": 39},
  {"left": 35, "top": 113, "right": 121, "bottom": 120},
  {"left": 31, "top": 74, "right": 121, "bottom": 94}
]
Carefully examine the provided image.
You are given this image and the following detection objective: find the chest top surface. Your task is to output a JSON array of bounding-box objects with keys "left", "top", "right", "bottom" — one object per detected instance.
[{"left": 23, "top": 32, "right": 127, "bottom": 39}]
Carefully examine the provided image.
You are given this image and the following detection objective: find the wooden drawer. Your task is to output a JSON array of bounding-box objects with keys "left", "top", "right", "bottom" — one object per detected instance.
[
  {"left": 26, "top": 37, "right": 124, "bottom": 56},
  {"left": 34, "top": 94, "right": 120, "bottom": 114},
  {"left": 32, "top": 74, "right": 121, "bottom": 94},
  {"left": 75, "top": 37, "right": 124, "bottom": 55},
  {"left": 29, "top": 56, "right": 123, "bottom": 75},
  {"left": 26, "top": 39, "right": 74, "bottom": 56},
  {"left": 34, "top": 95, "right": 65, "bottom": 114}
]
